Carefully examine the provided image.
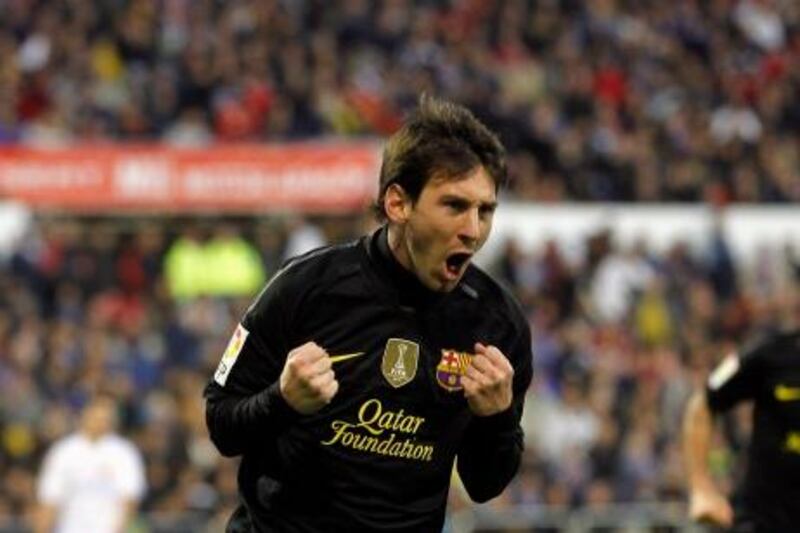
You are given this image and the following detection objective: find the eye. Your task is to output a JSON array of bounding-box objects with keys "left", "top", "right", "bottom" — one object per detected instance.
[
  {"left": 479, "top": 204, "right": 496, "bottom": 219},
  {"left": 443, "top": 199, "right": 469, "bottom": 213}
]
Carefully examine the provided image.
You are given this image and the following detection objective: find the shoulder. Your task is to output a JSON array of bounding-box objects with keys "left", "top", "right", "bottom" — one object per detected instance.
[
  {"left": 102, "top": 435, "right": 142, "bottom": 460},
  {"left": 247, "top": 238, "right": 366, "bottom": 315},
  {"left": 461, "top": 265, "right": 533, "bottom": 387},
  {"left": 269, "top": 239, "right": 365, "bottom": 292},
  {"left": 740, "top": 328, "right": 800, "bottom": 363},
  {"left": 46, "top": 434, "right": 81, "bottom": 458},
  {"left": 461, "top": 265, "right": 529, "bottom": 336},
  {"left": 283, "top": 239, "right": 364, "bottom": 276},
  {"left": 43, "top": 434, "right": 88, "bottom": 468}
]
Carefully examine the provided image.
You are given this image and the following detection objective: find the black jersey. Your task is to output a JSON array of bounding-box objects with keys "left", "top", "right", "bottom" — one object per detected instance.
[
  {"left": 705, "top": 330, "right": 800, "bottom": 532},
  {"left": 204, "top": 227, "right": 533, "bottom": 533}
]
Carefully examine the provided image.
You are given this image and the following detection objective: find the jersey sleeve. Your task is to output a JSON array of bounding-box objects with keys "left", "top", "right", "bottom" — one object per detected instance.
[
  {"left": 203, "top": 271, "right": 301, "bottom": 457},
  {"left": 37, "top": 442, "right": 67, "bottom": 505},
  {"left": 456, "top": 318, "right": 533, "bottom": 502},
  {"left": 705, "top": 335, "right": 769, "bottom": 413},
  {"left": 117, "top": 441, "right": 147, "bottom": 501}
]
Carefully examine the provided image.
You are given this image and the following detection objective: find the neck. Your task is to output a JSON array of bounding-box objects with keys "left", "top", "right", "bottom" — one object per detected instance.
[
  {"left": 386, "top": 224, "right": 412, "bottom": 273},
  {"left": 375, "top": 226, "right": 443, "bottom": 308},
  {"left": 83, "top": 430, "right": 104, "bottom": 442}
]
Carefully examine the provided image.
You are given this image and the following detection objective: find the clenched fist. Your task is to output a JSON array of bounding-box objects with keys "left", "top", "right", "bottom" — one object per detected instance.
[
  {"left": 279, "top": 342, "right": 339, "bottom": 414},
  {"left": 462, "top": 342, "right": 514, "bottom": 416},
  {"left": 688, "top": 485, "right": 734, "bottom": 528}
]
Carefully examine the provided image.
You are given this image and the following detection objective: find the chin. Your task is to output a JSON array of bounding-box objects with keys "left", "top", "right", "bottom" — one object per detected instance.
[{"left": 436, "top": 279, "right": 459, "bottom": 293}]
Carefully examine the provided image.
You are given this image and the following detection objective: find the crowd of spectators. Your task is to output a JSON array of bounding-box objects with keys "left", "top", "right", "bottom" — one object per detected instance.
[
  {"left": 0, "top": 211, "right": 797, "bottom": 530},
  {"left": 1, "top": 0, "right": 799, "bottom": 202},
  {"left": 0, "top": 214, "right": 363, "bottom": 531},
  {"left": 488, "top": 227, "right": 798, "bottom": 518}
]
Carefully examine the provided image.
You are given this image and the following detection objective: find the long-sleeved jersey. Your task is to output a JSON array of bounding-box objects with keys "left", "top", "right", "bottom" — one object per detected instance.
[
  {"left": 705, "top": 329, "right": 800, "bottom": 532},
  {"left": 204, "top": 227, "right": 533, "bottom": 532}
]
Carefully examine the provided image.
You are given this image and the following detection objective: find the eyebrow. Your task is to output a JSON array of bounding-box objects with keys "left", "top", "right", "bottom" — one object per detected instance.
[{"left": 441, "top": 194, "right": 498, "bottom": 209}]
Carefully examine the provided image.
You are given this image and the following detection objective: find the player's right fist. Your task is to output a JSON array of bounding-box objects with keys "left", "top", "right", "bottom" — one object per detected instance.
[
  {"left": 279, "top": 341, "right": 339, "bottom": 414},
  {"left": 688, "top": 486, "right": 733, "bottom": 528}
]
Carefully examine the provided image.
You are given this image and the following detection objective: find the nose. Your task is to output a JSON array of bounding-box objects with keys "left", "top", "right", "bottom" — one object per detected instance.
[{"left": 459, "top": 208, "right": 481, "bottom": 246}]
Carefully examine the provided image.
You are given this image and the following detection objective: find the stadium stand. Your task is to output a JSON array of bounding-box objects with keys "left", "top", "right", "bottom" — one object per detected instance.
[
  {"left": 1, "top": 0, "right": 798, "bottom": 202},
  {"left": 0, "top": 211, "right": 796, "bottom": 531}
]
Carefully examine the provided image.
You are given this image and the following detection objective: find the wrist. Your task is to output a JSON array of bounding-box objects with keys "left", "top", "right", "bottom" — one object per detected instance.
[
  {"left": 263, "top": 382, "right": 302, "bottom": 423},
  {"left": 689, "top": 474, "right": 717, "bottom": 493},
  {"left": 470, "top": 404, "right": 516, "bottom": 430}
]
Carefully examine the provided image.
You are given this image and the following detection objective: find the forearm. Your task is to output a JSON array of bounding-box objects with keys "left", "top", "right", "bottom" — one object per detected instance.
[
  {"left": 683, "top": 391, "right": 716, "bottom": 491},
  {"left": 34, "top": 504, "right": 56, "bottom": 533},
  {"left": 204, "top": 382, "right": 298, "bottom": 457},
  {"left": 115, "top": 500, "right": 138, "bottom": 533},
  {"left": 457, "top": 408, "right": 523, "bottom": 503}
]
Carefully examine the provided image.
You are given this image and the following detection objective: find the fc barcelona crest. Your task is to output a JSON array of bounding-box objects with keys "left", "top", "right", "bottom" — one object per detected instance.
[
  {"left": 381, "top": 338, "right": 419, "bottom": 388},
  {"left": 436, "top": 349, "right": 473, "bottom": 392}
]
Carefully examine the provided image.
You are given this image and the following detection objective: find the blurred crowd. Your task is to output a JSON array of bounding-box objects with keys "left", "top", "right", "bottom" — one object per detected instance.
[
  {"left": 0, "top": 214, "right": 362, "bottom": 530},
  {"left": 1, "top": 0, "right": 800, "bottom": 202},
  {"left": 0, "top": 212, "right": 797, "bottom": 530},
  {"left": 482, "top": 227, "right": 799, "bottom": 517}
]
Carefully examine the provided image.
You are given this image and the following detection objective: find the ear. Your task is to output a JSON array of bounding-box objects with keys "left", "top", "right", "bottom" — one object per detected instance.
[{"left": 384, "top": 183, "right": 412, "bottom": 224}]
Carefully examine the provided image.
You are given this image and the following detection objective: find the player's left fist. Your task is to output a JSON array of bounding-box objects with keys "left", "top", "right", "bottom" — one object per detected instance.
[{"left": 462, "top": 342, "right": 514, "bottom": 416}]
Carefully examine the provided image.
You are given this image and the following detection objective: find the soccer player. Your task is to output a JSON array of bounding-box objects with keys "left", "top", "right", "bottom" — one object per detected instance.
[
  {"left": 35, "top": 394, "right": 146, "bottom": 533},
  {"left": 683, "top": 329, "right": 800, "bottom": 532},
  {"left": 204, "top": 96, "right": 533, "bottom": 532}
]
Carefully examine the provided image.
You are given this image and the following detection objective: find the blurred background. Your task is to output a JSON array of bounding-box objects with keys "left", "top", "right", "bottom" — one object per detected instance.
[{"left": 1, "top": 0, "right": 799, "bottom": 531}]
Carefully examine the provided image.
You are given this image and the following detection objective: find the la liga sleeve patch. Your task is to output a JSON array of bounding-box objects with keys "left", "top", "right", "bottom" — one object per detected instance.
[
  {"left": 708, "top": 352, "right": 740, "bottom": 390},
  {"left": 214, "top": 323, "right": 250, "bottom": 386}
]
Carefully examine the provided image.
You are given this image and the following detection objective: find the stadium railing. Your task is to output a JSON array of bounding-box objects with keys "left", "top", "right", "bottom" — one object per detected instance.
[
  {"left": 450, "top": 502, "right": 706, "bottom": 532},
  {"left": 1, "top": 504, "right": 708, "bottom": 532}
]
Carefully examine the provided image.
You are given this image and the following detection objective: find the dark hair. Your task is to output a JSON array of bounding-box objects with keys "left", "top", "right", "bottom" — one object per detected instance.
[{"left": 373, "top": 95, "right": 507, "bottom": 221}]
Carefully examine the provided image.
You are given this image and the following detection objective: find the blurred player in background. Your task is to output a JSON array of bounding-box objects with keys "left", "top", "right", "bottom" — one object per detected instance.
[
  {"left": 683, "top": 327, "right": 800, "bottom": 532},
  {"left": 35, "top": 393, "right": 146, "bottom": 533},
  {"left": 204, "top": 95, "right": 533, "bottom": 532}
]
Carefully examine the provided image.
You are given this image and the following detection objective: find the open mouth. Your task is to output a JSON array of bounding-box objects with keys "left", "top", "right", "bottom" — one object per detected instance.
[{"left": 445, "top": 252, "right": 472, "bottom": 278}]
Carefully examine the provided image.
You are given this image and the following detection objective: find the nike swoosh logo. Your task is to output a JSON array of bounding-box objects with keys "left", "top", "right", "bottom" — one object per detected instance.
[
  {"left": 329, "top": 352, "right": 365, "bottom": 364},
  {"left": 775, "top": 385, "right": 800, "bottom": 402}
]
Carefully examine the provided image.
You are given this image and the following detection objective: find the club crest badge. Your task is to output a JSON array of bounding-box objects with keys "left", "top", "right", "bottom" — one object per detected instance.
[
  {"left": 436, "top": 349, "right": 473, "bottom": 392},
  {"left": 381, "top": 338, "right": 419, "bottom": 388}
]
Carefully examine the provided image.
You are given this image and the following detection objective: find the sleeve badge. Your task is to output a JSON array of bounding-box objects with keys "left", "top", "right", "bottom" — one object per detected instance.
[{"left": 214, "top": 323, "right": 250, "bottom": 386}]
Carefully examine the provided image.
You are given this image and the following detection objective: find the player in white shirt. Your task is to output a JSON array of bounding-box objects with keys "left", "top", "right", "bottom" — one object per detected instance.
[{"left": 35, "top": 394, "right": 146, "bottom": 533}]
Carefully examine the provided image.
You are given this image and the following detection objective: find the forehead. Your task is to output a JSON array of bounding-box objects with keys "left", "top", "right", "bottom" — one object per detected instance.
[{"left": 423, "top": 166, "right": 497, "bottom": 202}]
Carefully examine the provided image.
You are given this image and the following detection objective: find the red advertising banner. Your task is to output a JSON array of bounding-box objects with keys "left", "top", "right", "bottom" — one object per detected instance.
[{"left": 0, "top": 144, "right": 381, "bottom": 212}]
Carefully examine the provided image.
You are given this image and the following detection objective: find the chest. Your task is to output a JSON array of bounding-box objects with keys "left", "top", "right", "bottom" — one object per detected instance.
[
  {"left": 306, "top": 294, "right": 505, "bottom": 392},
  {"left": 286, "top": 291, "right": 511, "bottom": 438},
  {"left": 61, "top": 445, "right": 123, "bottom": 492},
  {"left": 763, "top": 369, "right": 800, "bottom": 423}
]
